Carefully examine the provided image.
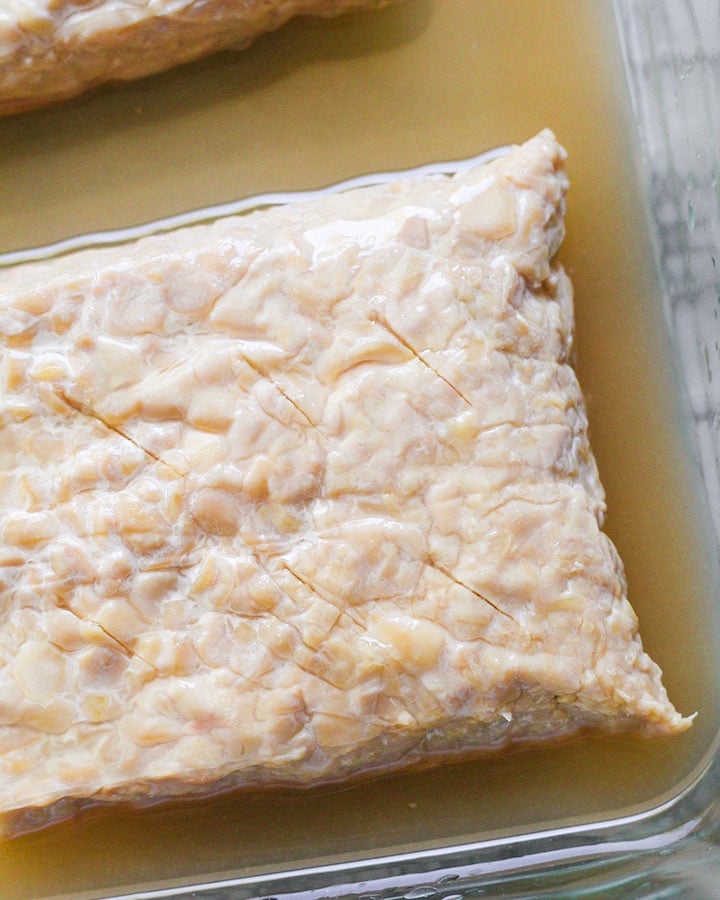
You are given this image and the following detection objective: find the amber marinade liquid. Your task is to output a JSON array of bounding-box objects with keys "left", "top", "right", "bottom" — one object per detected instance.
[{"left": 0, "top": 2, "right": 719, "bottom": 897}]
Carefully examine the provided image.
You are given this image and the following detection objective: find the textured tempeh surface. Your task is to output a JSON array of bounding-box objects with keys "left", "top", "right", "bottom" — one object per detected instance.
[
  {"left": 0, "top": 131, "right": 690, "bottom": 833},
  {"left": 0, "top": 0, "right": 399, "bottom": 115}
]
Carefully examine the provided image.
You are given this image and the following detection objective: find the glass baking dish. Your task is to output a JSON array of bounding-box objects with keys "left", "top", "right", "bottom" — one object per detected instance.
[{"left": 0, "top": 1, "right": 719, "bottom": 897}]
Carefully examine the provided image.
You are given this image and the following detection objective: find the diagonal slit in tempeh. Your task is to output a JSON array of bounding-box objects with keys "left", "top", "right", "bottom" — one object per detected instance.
[
  {"left": 240, "top": 353, "right": 319, "bottom": 431},
  {"left": 237, "top": 351, "right": 327, "bottom": 438},
  {"left": 218, "top": 349, "right": 330, "bottom": 446},
  {"left": 54, "top": 390, "right": 186, "bottom": 481},
  {"left": 371, "top": 313, "right": 473, "bottom": 407},
  {"left": 421, "top": 556, "right": 520, "bottom": 625},
  {"left": 53, "top": 596, "right": 162, "bottom": 677},
  {"left": 279, "top": 562, "right": 367, "bottom": 633}
]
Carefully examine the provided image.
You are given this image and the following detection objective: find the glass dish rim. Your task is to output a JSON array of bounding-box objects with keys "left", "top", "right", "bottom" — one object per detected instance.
[
  {"left": 112, "top": 728, "right": 720, "bottom": 899},
  {"left": 6, "top": 2, "right": 720, "bottom": 896}
]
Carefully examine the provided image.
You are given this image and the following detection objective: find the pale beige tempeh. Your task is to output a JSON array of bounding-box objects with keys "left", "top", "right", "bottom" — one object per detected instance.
[
  {"left": 0, "top": 0, "right": 399, "bottom": 115},
  {"left": 0, "top": 131, "right": 690, "bottom": 834}
]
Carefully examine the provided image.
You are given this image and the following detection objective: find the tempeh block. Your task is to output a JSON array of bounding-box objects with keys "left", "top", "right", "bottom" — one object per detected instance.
[
  {"left": 0, "top": 131, "right": 691, "bottom": 834},
  {"left": 0, "top": 0, "right": 400, "bottom": 115}
]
